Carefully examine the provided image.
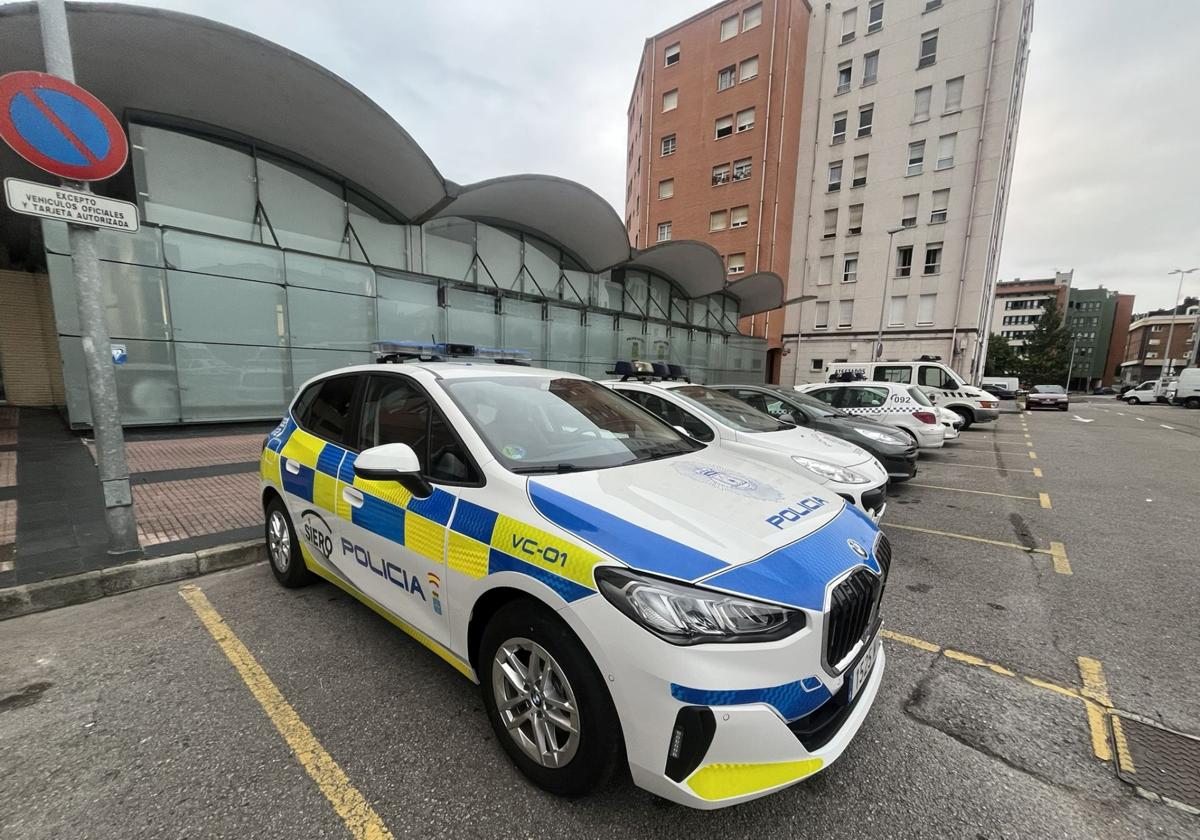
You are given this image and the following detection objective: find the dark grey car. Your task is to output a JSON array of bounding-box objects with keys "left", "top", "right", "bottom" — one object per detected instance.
[{"left": 712, "top": 384, "right": 918, "bottom": 481}]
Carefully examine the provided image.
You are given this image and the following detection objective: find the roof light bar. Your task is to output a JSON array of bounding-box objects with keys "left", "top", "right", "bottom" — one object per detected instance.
[{"left": 371, "top": 341, "right": 532, "bottom": 366}]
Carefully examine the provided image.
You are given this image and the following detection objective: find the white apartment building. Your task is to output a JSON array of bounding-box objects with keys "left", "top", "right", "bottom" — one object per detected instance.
[
  {"left": 781, "top": 0, "right": 1034, "bottom": 384},
  {"left": 989, "top": 270, "right": 1072, "bottom": 347}
]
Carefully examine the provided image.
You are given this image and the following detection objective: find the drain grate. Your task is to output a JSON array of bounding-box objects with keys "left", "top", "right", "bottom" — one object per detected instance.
[{"left": 1109, "top": 711, "right": 1200, "bottom": 812}]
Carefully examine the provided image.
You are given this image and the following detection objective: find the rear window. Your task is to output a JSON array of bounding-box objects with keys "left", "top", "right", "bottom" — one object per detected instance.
[
  {"left": 295, "top": 375, "right": 358, "bottom": 443},
  {"left": 906, "top": 387, "right": 933, "bottom": 406}
]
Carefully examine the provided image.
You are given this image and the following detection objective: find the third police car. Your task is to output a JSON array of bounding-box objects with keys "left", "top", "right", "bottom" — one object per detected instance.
[{"left": 259, "top": 343, "right": 889, "bottom": 809}]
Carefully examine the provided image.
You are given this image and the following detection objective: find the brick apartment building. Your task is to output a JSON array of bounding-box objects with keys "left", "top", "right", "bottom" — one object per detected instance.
[
  {"left": 1120, "top": 302, "right": 1200, "bottom": 384},
  {"left": 625, "top": 0, "right": 811, "bottom": 381}
]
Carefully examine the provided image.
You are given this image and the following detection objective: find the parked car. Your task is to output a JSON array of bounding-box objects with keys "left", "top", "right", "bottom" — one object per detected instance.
[
  {"left": 1172, "top": 368, "right": 1200, "bottom": 408},
  {"left": 1091, "top": 386, "right": 1117, "bottom": 396},
  {"left": 603, "top": 380, "right": 890, "bottom": 519},
  {"left": 981, "top": 376, "right": 1021, "bottom": 397},
  {"left": 1025, "top": 385, "right": 1069, "bottom": 411},
  {"left": 981, "top": 382, "right": 1018, "bottom": 400},
  {"left": 710, "top": 384, "right": 918, "bottom": 481},
  {"left": 822, "top": 360, "right": 999, "bottom": 429},
  {"left": 796, "top": 382, "right": 946, "bottom": 450},
  {"left": 932, "top": 405, "right": 963, "bottom": 441}
]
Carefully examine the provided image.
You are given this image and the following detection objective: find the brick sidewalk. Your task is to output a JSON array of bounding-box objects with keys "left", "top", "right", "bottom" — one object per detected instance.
[{"left": 134, "top": 472, "right": 262, "bottom": 546}]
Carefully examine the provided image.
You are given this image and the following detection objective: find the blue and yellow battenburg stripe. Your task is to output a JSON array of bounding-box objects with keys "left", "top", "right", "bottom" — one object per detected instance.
[{"left": 260, "top": 415, "right": 606, "bottom": 603}]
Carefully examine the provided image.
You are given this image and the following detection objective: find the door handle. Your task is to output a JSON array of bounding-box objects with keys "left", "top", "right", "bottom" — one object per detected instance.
[
  {"left": 342, "top": 487, "right": 364, "bottom": 509},
  {"left": 285, "top": 458, "right": 301, "bottom": 475}
]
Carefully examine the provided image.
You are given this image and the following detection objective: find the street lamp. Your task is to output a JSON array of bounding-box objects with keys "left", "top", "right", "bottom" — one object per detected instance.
[
  {"left": 1064, "top": 333, "right": 1078, "bottom": 391},
  {"left": 874, "top": 225, "right": 907, "bottom": 360},
  {"left": 1163, "top": 268, "right": 1198, "bottom": 378}
]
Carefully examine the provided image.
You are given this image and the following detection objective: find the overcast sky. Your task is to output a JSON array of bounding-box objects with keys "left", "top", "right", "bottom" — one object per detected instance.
[{"left": 104, "top": 0, "right": 1200, "bottom": 311}]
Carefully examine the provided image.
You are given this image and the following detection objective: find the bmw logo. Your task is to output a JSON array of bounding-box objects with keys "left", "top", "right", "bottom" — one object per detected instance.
[{"left": 847, "top": 539, "right": 869, "bottom": 560}]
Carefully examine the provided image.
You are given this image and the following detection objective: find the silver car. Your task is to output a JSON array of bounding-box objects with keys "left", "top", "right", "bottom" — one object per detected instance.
[{"left": 1024, "top": 385, "right": 1068, "bottom": 411}]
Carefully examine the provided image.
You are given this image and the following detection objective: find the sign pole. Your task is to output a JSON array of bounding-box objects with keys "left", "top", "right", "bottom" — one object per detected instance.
[{"left": 37, "top": 0, "right": 140, "bottom": 557}]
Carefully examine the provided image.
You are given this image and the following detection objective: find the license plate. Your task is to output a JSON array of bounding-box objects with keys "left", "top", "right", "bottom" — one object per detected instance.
[{"left": 848, "top": 637, "right": 880, "bottom": 701}]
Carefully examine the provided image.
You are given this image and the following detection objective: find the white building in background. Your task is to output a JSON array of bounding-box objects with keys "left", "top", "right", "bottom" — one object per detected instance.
[
  {"left": 781, "top": 0, "right": 1034, "bottom": 384},
  {"left": 988, "top": 270, "right": 1072, "bottom": 347}
]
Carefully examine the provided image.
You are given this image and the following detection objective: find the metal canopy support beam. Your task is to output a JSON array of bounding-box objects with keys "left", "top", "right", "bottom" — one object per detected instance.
[{"left": 38, "top": 0, "right": 140, "bottom": 557}]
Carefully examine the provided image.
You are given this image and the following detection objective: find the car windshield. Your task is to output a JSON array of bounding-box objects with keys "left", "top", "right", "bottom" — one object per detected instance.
[
  {"left": 671, "top": 386, "right": 791, "bottom": 432},
  {"left": 1032, "top": 385, "right": 1065, "bottom": 394},
  {"left": 906, "top": 386, "right": 935, "bottom": 406},
  {"left": 775, "top": 390, "right": 846, "bottom": 419},
  {"left": 440, "top": 376, "right": 698, "bottom": 474}
]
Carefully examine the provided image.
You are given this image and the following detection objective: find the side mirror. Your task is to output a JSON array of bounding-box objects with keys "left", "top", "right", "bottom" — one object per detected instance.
[
  {"left": 779, "top": 412, "right": 798, "bottom": 425},
  {"left": 927, "top": 392, "right": 938, "bottom": 402},
  {"left": 353, "top": 443, "right": 433, "bottom": 499},
  {"left": 673, "top": 424, "right": 694, "bottom": 439}
]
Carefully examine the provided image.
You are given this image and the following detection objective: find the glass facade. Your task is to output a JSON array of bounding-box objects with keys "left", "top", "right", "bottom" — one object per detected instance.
[{"left": 48, "top": 123, "right": 765, "bottom": 426}]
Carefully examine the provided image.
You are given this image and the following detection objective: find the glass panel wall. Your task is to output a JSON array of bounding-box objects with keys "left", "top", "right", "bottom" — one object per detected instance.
[
  {"left": 287, "top": 287, "right": 375, "bottom": 351},
  {"left": 59, "top": 336, "right": 179, "bottom": 425},
  {"left": 167, "top": 270, "right": 287, "bottom": 346},
  {"left": 477, "top": 224, "right": 523, "bottom": 290},
  {"left": 424, "top": 219, "right": 476, "bottom": 283},
  {"left": 377, "top": 272, "right": 442, "bottom": 342},
  {"left": 256, "top": 156, "right": 347, "bottom": 257},
  {"left": 176, "top": 343, "right": 289, "bottom": 422},
  {"left": 523, "top": 238, "right": 559, "bottom": 297},
  {"left": 163, "top": 230, "right": 284, "bottom": 284},
  {"left": 446, "top": 287, "right": 499, "bottom": 347},
  {"left": 547, "top": 305, "right": 585, "bottom": 373},
  {"left": 47, "top": 254, "right": 170, "bottom": 341},
  {"left": 502, "top": 298, "right": 546, "bottom": 361},
  {"left": 348, "top": 191, "right": 406, "bottom": 270}
]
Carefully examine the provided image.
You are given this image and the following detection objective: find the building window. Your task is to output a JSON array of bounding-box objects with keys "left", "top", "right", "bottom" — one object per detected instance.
[
  {"left": 901, "top": 194, "right": 918, "bottom": 227},
  {"left": 843, "top": 253, "right": 859, "bottom": 283},
  {"left": 731, "top": 205, "right": 750, "bottom": 228},
  {"left": 657, "top": 221, "right": 672, "bottom": 242},
  {"left": 918, "top": 293, "right": 936, "bottom": 325},
  {"left": 715, "top": 115, "right": 734, "bottom": 139},
  {"left": 838, "top": 300, "right": 854, "bottom": 328},
  {"left": 661, "top": 134, "right": 676, "bottom": 156},
  {"left": 896, "top": 245, "right": 913, "bottom": 277},
  {"left": 727, "top": 253, "right": 746, "bottom": 275},
  {"left": 733, "top": 157, "right": 753, "bottom": 180},
  {"left": 810, "top": 357, "right": 825, "bottom": 371},
  {"left": 847, "top": 203, "right": 863, "bottom": 236},
  {"left": 914, "top": 86, "right": 932, "bottom": 121},
  {"left": 712, "top": 163, "right": 731, "bottom": 186},
  {"left": 736, "top": 107, "right": 756, "bottom": 132},
  {"left": 814, "top": 300, "right": 830, "bottom": 327},
  {"left": 930, "top": 188, "right": 949, "bottom": 223},
  {"left": 936, "top": 133, "right": 957, "bottom": 169},
  {"left": 718, "top": 65, "right": 737, "bottom": 91},
  {"left": 818, "top": 255, "right": 834, "bottom": 286},
  {"left": 889, "top": 295, "right": 906, "bottom": 326},
  {"left": 945, "top": 76, "right": 964, "bottom": 112},
  {"left": 923, "top": 242, "right": 942, "bottom": 275},
  {"left": 919, "top": 30, "right": 938, "bottom": 68},
  {"left": 857, "top": 104, "right": 874, "bottom": 137},
  {"left": 658, "top": 178, "right": 674, "bottom": 199},
  {"left": 823, "top": 208, "right": 838, "bottom": 239},
  {"left": 852, "top": 154, "right": 869, "bottom": 187},
  {"left": 663, "top": 89, "right": 678, "bottom": 112},
  {"left": 837, "top": 61, "right": 852, "bottom": 95},
  {"left": 743, "top": 3, "right": 763, "bottom": 31},
  {"left": 665, "top": 43, "right": 681, "bottom": 66},
  {"left": 828, "top": 160, "right": 843, "bottom": 192},
  {"left": 841, "top": 8, "right": 857, "bottom": 43},
  {"left": 925, "top": 0, "right": 943, "bottom": 11},
  {"left": 720, "top": 14, "right": 739, "bottom": 41},
  {"left": 740, "top": 56, "right": 759, "bottom": 82},
  {"left": 868, "top": 0, "right": 885, "bottom": 33},
  {"left": 907, "top": 140, "right": 925, "bottom": 176},
  {"left": 710, "top": 210, "right": 729, "bottom": 231},
  {"left": 832, "top": 111, "right": 848, "bottom": 144},
  {"left": 863, "top": 51, "right": 879, "bottom": 85}
]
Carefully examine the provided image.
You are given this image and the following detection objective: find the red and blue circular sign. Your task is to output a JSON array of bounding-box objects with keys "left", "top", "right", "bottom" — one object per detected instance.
[{"left": 0, "top": 71, "right": 128, "bottom": 181}]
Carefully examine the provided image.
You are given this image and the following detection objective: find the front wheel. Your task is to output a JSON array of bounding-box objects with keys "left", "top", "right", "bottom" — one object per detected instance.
[
  {"left": 1126, "top": 397, "right": 1139, "bottom": 405},
  {"left": 264, "top": 496, "right": 315, "bottom": 588},
  {"left": 950, "top": 408, "right": 973, "bottom": 430},
  {"left": 480, "top": 599, "right": 623, "bottom": 797}
]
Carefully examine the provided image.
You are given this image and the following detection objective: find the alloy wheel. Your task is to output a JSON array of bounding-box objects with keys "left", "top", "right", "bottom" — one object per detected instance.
[
  {"left": 268, "top": 510, "right": 291, "bottom": 572},
  {"left": 491, "top": 637, "right": 581, "bottom": 768}
]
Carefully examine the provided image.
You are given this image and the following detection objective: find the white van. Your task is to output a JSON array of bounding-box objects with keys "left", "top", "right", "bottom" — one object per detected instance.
[
  {"left": 1171, "top": 368, "right": 1200, "bottom": 408},
  {"left": 981, "top": 376, "right": 1021, "bottom": 394},
  {"left": 825, "top": 359, "right": 1000, "bottom": 429}
]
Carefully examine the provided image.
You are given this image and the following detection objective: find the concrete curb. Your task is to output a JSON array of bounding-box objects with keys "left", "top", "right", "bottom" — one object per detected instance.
[{"left": 0, "top": 540, "right": 265, "bottom": 621}]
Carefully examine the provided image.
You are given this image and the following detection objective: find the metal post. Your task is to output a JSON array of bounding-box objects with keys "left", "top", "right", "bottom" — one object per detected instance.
[
  {"left": 1064, "top": 334, "right": 1077, "bottom": 391},
  {"left": 874, "top": 227, "right": 904, "bottom": 360},
  {"left": 38, "top": 0, "right": 140, "bottom": 556},
  {"left": 1163, "top": 268, "right": 1197, "bottom": 381}
]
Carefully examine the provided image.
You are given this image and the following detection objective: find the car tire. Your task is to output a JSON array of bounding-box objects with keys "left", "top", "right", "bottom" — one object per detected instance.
[
  {"left": 264, "top": 495, "right": 316, "bottom": 588},
  {"left": 1186, "top": 397, "right": 1200, "bottom": 409},
  {"left": 1126, "top": 397, "right": 1139, "bottom": 406},
  {"left": 480, "top": 598, "right": 624, "bottom": 798},
  {"left": 897, "top": 427, "right": 921, "bottom": 447},
  {"left": 1058, "top": 404, "right": 1068, "bottom": 411},
  {"left": 949, "top": 407, "right": 973, "bottom": 430}
]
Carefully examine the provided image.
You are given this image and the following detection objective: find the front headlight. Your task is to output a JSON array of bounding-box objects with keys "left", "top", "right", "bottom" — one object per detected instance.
[
  {"left": 855, "top": 427, "right": 906, "bottom": 446},
  {"left": 595, "top": 567, "right": 805, "bottom": 645},
  {"left": 792, "top": 455, "right": 870, "bottom": 484}
]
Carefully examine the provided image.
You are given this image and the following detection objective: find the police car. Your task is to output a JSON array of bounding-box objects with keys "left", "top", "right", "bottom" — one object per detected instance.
[
  {"left": 797, "top": 382, "right": 946, "bottom": 449},
  {"left": 259, "top": 343, "right": 889, "bottom": 809},
  {"left": 601, "top": 377, "right": 889, "bottom": 520}
]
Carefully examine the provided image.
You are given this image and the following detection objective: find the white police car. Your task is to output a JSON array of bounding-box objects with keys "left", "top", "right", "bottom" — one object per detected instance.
[{"left": 259, "top": 343, "right": 888, "bottom": 809}]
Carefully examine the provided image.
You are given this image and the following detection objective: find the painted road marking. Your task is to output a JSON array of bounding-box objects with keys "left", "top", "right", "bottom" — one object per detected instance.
[
  {"left": 943, "top": 445, "right": 1034, "bottom": 453},
  {"left": 1072, "top": 415, "right": 1094, "bottom": 423},
  {"left": 180, "top": 585, "right": 395, "bottom": 840},
  {"left": 1136, "top": 417, "right": 1145, "bottom": 422},
  {"left": 886, "top": 524, "right": 1072, "bottom": 574},
  {"left": 1029, "top": 451, "right": 1038, "bottom": 460},
  {"left": 1033, "top": 467, "right": 1044, "bottom": 478},
  {"left": 1039, "top": 492, "right": 1052, "bottom": 509},
  {"left": 1077, "top": 657, "right": 1133, "bottom": 771},
  {"left": 1117, "top": 412, "right": 1126, "bottom": 416},
  {"left": 923, "top": 462, "right": 1038, "bottom": 473},
  {"left": 1161, "top": 424, "right": 1176, "bottom": 430},
  {"left": 906, "top": 483, "right": 1040, "bottom": 502}
]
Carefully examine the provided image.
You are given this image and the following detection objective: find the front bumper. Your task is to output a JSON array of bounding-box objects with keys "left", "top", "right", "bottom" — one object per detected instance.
[
  {"left": 563, "top": 594, "right": 886, "bottom": 809},
  {"left": 973, "top": 407, "right": 1000, "bottom": 422},
  {"left": 877, "top": 449, "right": 918, "bottom": 481},
  {"left": 1025, "top": 398, "right": 1067, "bottom": 410}
]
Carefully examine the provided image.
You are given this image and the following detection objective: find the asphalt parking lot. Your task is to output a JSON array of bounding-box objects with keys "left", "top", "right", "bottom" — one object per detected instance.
[{"left": 1, "top": 401, "right": 1198, "bottom": 839}]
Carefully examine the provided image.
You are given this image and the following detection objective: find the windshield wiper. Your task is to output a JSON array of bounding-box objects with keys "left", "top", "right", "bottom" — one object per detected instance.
[{"left": 510, "top": 463, "right": 586, "bottom": 475}]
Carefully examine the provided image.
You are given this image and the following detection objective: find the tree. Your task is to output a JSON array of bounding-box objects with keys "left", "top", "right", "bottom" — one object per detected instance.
[
  {"left": 984, "top": 333, "right": 1021, "bottom": 377},
  {"left": 1019, "top": 299, "right": 1073, "bottom": 385}
]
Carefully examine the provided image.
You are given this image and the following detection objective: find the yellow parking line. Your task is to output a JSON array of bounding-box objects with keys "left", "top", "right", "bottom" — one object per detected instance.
[
  {"left": 1077, "top": 657, "right": 1124, "bottom": 766},
  {"left": 919, "top": 461, "right": 1037, "bottom": 473},
  {"left": 885, "top": 524, "right": 1073, "bottom": 575},
  {"left": 907, "top": 483, "right": 1040, "bottom": 502},
  {"left": 1029, "top": 451, "right": 1038, "bottom": 460},
  {"left": 1026, "top": 442, "right": 1035, "bottom": 448},
  {"left": 880, "top": 629, "right": 941, "bottom": 652},
  {"left": 1039, "top": 492, "right": 1052, "bottom": 509},
  {"left": 1048, "top": 541, "right": 1071, "bottom": 574},
  {"left": 180, "top": 585, "right": 395, "bottom": 840},
  {"left": 941, "top": 446, "right": 1033, "bottom": 454},
  {"left": 1033, "top": 467, "right": 1044, "bottom": 478}
]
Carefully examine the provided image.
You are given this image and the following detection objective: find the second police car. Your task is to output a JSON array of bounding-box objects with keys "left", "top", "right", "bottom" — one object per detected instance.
[{"left": 259, "top": 343, "right": 890, "bottom": 809}]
